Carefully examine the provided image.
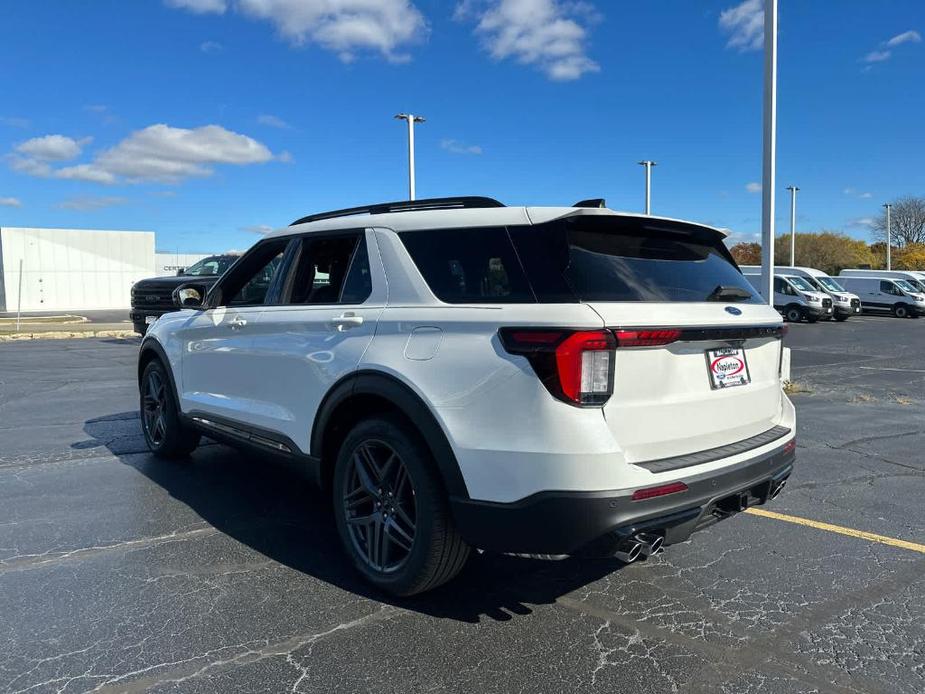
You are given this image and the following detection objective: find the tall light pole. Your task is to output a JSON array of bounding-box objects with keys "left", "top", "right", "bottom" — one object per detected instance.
[
  {"left": 638, "top": 160, "right": 656, "bottom": 215},
  {"left": 759, "top": 0, "right": 778, "bottom": 306},
  {"left": 883, "top": 203, "right": 892, "bottom": 270},
  {"left": 395, "top": 113, "right": 425, "bottom": 200},
  {"left": 786, "top": 185, "right": 799, "bottom": 266}
]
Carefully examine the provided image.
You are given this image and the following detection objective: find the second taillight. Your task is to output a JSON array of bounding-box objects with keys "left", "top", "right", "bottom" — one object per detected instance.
[{"left": 499, "top": 329, "right": 615, "bottom": 406}]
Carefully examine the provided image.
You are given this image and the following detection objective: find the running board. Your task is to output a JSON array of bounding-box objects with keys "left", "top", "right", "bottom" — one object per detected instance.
[{"left": 191, "top": 416, "right": 293, "bottom": 454}]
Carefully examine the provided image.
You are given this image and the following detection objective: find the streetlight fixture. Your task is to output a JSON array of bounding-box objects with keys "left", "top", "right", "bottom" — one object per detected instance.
[
  {"left": 883, "top": 203, "right": 892, "bottom": 270},
  {"left": 786, "top": 185, "right": 799, "bottom": 266},
  {"left": 638, "top": 160, "right": 656, "bottom": 215},
  {"left": 759, "top": 0, "right": 778, "bottom": 307},
  {"left": 395, "top": 113, "right": 425, "bottom": 201}
]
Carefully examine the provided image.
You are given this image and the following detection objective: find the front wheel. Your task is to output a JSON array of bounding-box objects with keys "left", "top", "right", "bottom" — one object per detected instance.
[
  {"left": 140, "top": 360, "right": 200, "bottom": 458},
  {"left": 333, "top": 416, "right": 470, "bottom": 596},
  {"left": 784, "top": 306, "right": 803, "bottom": 323},
  {"left": 893, "top": 304, "right": 910, "bottom": 319}
]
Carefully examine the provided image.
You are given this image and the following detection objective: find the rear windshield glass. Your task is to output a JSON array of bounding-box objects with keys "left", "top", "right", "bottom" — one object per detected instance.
[
  {"left": 510, "top": 217, "right": 761, "bottom": 303},
  {"left": 399, "top": 217, "right": 759, "bottom": 304}
]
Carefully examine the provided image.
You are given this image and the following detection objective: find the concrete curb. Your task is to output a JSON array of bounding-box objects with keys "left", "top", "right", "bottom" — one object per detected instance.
[{"left": 0, "top": 330, "right": 139, "bottom": 342}]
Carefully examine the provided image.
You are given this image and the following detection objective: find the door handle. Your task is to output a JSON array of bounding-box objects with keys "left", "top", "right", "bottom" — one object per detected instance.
[
  {"left": 331, "top": 313, "right": 364, "bottom": 331},
  {"left": 230, "top": 316, "right": 248, "bottom": 330}
]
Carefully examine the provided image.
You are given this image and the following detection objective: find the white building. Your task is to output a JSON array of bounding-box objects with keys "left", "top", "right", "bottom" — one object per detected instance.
[
  {"left": 0, "top": 227, "right": 154, "bottom": 312},
  {"left": 153, "top": 252, "right": 211, "bottom": 276}
]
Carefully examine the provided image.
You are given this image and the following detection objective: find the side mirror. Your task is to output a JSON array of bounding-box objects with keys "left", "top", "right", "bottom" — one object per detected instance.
[
  {"left": 176, "top": 268, "right": 186, "bottom": 276},
  {"left": 172, "top": 283, "right": 207, "bottom": 309}
]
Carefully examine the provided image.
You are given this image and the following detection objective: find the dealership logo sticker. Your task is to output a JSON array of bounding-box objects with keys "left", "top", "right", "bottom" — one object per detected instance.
[{"left": 706, "top": 346, "right": 751, "bottom": 389}]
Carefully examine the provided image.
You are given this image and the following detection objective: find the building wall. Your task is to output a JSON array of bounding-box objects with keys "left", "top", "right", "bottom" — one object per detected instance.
[
  {"left": 154, "top": 252, "right": 211, "bottom": 276},
  {"left": 0, "top": 227, "right": 154, "bottom": 312}
]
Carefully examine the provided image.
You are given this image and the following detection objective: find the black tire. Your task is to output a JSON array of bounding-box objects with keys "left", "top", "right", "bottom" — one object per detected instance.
[
  {"left": 332, "top": 416, "right": 471, "bottom": 596},
  {"left": 834, "top": 314, "right": 849, "bottom": 322},
  {"left": 805, "top": 314, "right": 818, "bottom": 324},
  {"left": 140, "top": 360, "right": 200, "bottom": 458},
  {"left": 784, "top": 306, "right": 803, "bottom": 323},
  {"left": 893, "top": 304, "right": 909, "bottom": 319}
]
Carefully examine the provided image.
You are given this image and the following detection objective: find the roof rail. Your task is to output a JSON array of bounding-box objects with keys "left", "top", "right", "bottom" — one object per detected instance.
[{"left": 290, "top": 196, "right": 505, "bottom": 226}]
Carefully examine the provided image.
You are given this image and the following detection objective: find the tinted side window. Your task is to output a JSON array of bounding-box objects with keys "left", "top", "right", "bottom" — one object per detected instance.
[
  {"left": 216, "top": 240, "right": 289, "bottom": 307},
  {"left": 287, "top": 233, "right": 370, "bottom": 305},
  {"left": 399, "top": 227, "right": 534, "bottom": 303},
  {"left": 880, "top": 280, "right": 895, "bottom": 295}
]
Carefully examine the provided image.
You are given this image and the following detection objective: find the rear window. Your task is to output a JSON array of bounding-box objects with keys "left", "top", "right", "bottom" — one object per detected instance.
[
  {"left": 512, "top": 217, "right": 761, "bottom": 303},
  {"left": 400, "top": 218, "right": 760, "bottom": 304}
]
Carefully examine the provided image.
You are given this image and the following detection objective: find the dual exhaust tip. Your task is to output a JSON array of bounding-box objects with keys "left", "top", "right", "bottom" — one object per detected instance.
[{"left": 614, "top": 532, "right": 664, "bottom": 564}]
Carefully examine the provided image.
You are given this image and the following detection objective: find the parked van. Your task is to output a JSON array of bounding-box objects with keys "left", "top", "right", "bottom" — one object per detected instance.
[
  {"left": 838, "top": 276, "right": 925, "bottom": 318},
  {"left": 839, "top": 269, "right": 925, "bottom": 294},
  {"left": 743, "top": 271, "right": 834, "bottom": 322},
  {"left": 741, "top": 266, "right": 861, "bottom": 321}
]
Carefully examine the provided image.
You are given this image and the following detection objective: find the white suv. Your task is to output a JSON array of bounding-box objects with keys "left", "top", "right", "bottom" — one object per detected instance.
[{"left": 138, "top": 197, "right": 796, "bottom": 595}]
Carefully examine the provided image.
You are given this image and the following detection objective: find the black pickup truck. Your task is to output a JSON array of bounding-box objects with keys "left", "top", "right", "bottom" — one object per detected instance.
[{"left": 130, "top": 254, "right": 239, "bottom": 335}]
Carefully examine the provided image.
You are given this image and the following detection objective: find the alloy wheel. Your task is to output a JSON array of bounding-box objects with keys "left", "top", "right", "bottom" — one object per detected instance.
[
  {"left": 342, "top": 440, "right": 417, "bottom": 573},
  {"left": 142, "top": 370, "right": 168, "bottom": 447}
]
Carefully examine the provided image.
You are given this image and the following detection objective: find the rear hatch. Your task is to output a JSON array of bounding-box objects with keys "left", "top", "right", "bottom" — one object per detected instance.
[{"left": 510, "top": 213, "right": 785, "bottom": 463}]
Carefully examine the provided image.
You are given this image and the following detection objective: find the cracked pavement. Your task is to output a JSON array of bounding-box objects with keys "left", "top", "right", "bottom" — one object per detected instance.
[{"left": 0, "top": 319, "right": 923, "bottom": 693}]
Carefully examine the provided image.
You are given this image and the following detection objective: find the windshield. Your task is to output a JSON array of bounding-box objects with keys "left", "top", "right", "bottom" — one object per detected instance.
[
  {"left": 894, "top": 279, "right": 918, "bottom": 293},
  {"left": 817, "top": 276, "right": 845, "bottom": 292},
  {"left": 184, "top": 256, "right": 237, "bottom": 277},
  {"left": 787, "top": 277, "right": 814, "bottom": 292}
]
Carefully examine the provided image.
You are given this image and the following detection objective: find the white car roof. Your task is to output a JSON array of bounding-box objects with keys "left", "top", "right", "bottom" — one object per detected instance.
[{"left": 266, "top": 205, "right": 729, "bottom": 238}]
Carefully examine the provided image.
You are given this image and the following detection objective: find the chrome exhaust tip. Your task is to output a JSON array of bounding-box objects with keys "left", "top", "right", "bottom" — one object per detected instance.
[
  {"left": 635, "top": 532, "right": 664, "bottom": 557},
  {"left": 614, "top": 540, "right": 642, "bottom": 564},
  {"left": 770, "top": 479, "right": 787, "bottom": 500}
]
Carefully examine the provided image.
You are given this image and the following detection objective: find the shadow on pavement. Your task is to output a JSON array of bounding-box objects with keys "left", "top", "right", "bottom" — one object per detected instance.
[{"left": 80, "top": 411, "right": 628, "bottom": 624}]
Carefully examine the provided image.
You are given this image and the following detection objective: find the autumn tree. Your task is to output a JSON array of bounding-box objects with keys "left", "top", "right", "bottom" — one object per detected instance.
[
  {"left": 872, "top": 196, "right": 925, "bottom": 246},
  {"left": 729, "top": 242, "right": 761, "bottom": 266},
  {"left": 893, "top": 243, "right": 925, "bottom": 270},
  {"left": 772, "top": 232, "right": 874, "bottom": 275}
]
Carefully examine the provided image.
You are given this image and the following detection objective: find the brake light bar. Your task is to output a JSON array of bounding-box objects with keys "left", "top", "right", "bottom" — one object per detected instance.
[{"left": 613, "top": 329, "right": 682, "bottom": 348}]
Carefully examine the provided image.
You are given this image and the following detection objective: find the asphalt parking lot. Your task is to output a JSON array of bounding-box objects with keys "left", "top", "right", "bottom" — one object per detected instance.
[{"left": 1, "top": 317, "right": 923, "bottom": 694}]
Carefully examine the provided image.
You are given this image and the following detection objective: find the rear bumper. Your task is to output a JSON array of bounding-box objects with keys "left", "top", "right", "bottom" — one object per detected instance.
[{"left": 450, "top": 440, "right": 795, "bottom": 555}]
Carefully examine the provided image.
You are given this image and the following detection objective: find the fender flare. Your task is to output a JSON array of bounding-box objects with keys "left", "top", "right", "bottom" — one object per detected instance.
[
  {"left": 311, "top": 370, "right": 470, "bottom": 500},
  {"left": 138, "top": 338, "right": 183, "bottom": 411}
]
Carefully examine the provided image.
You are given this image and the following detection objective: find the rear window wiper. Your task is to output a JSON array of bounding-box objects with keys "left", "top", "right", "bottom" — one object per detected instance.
[{"left": 707, "top": 285, "right": 752, "bottom": 301}]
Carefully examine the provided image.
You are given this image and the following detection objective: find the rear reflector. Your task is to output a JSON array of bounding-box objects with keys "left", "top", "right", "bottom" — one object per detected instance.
[
  {"left": 614, "top": 329, "right": 682, "bottom": 348},
  {"left": 783, "top": 438, "right": 796, "bottom": 455},
  {"left": 631, "top": 481, "right": 689, "bottom": 501}
]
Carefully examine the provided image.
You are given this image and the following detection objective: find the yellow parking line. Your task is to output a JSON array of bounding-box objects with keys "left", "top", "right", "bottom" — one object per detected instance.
[{"left": 745, "top": 507, "right": 925, "bottom": 554}]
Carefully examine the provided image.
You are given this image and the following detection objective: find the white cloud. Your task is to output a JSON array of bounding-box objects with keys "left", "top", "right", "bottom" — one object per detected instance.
[
  {"left": 863, "top": 49, "right": 891, "bottom": 63},
  {"left": 165, "top": 0, "right": 227, "bottom": 13},
  {"left": 861, "top": 29, "right": 921, "bottom": 66},
  {"left": 241, "top": 224, "right": 274, "bottom": 234},
  {"left": 440, "top": 138, "right": 483, "bottom": 155},
  {"left": 745, "top": 182, "right": 762, "bottom": 193},
  {"left": 885, "top": 30, "right": 921, "bottom": 48},
  {"left": 168, "top": 0, "right": 427, "bottom": 62},
  {"left": 7, "top": 124, "right": 277, "bottom": 185},
  {"left": 15, "top": 134, "right": 90, "bottom": 161},
  {"left": 257, "top": 113, "right": 292, "bottom": 129},
  {"left": 849, "top": 217, "right": 875, "bottom": 229},
  {"left": 57, "top": 196, "right": 127, "bottom": 211},
  {"left": 719, "top": 0, "right": 763, "bottom": 52},
  {"left": 843, "top": 187, "right": 872, "bottom": 199},
  {"left": 0, "top": 196, "right": 22, "bottom": 207},
  {"left": 200, "top": 40, "right": 224, "bottom": 53},
  {"left": 458, "top": 0, "right": 600, "bottom": 81}
]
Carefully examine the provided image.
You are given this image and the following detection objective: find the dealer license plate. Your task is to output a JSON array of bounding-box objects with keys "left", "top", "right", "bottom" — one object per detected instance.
[{"left": 706, "top": 347, "right": 750, "bottom": 389}]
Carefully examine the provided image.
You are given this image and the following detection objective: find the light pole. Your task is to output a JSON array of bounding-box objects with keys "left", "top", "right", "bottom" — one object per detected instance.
[
  {"left": 638, "top": 160, "right": 656, "bottom": 215},
  {"left": 759, "top": 0, "right": 778, "bottom": 306},
  {"left": 883, "top": 203, "right": 892, "bottom": 270},
  {"left": 786, "top": 185, "right": 799, "bottom": 266},
  {"left": 395, "top": 113, "right": 425, "bottom": 200}
]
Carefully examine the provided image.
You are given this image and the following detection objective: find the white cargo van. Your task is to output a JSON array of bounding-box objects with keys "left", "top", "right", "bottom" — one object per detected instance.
[
  {"left": 743, "top": 271, "right": 834, "bottom": 322},
  {"left": 839, "top": 269, "right": 925, "bottom": 294},
  {"left": 741, "top": 266, "right": 860, "bottom": 321},
  {"left": 838, "top": 276, "right": 925, "bottom": 318}
]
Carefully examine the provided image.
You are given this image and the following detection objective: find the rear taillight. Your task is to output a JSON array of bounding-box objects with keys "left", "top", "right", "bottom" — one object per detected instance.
[
  {"left": 613, "top": 329, "right": 681, "bottom": 347},
  {"left": 499, "top": 328, "right": 615, "bottom": 406}
]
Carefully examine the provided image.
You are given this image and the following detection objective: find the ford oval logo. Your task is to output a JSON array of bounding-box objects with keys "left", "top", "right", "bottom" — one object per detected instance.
[{"left": 725, "top": 306, "right": 743, "bottom": 316}]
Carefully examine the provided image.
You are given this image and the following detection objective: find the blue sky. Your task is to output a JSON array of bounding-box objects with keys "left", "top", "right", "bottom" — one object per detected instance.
[{"left": 0, "top": 0, "right": 922, "bottom": 253}]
